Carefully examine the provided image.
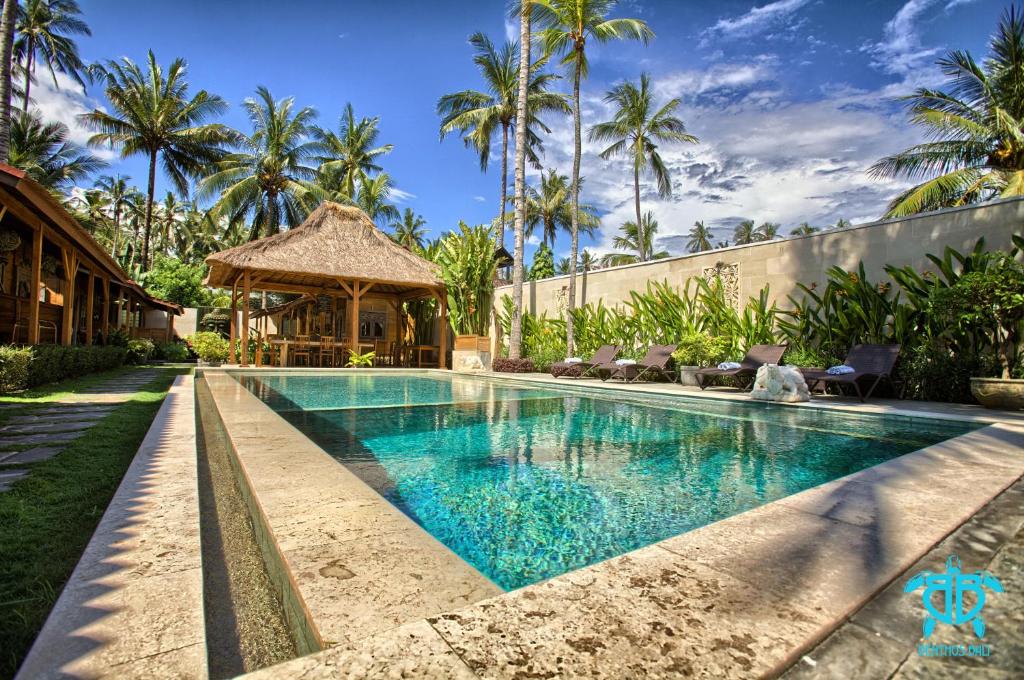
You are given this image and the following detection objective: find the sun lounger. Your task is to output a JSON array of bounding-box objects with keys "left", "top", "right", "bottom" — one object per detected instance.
[
  {"left": 550, "top": 345, "right": 621, "bottom": 379},
  {"left": 695, "top": 344, "right": 788, "bottom": 390},
  {"left": 598, "top": 344, "right": 677, "bottom": 383},
  {"left": 798, "top": 344, "right": 901, "bottom": 402}
]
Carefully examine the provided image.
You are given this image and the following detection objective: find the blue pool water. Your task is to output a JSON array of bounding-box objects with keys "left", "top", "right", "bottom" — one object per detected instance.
[{"left": 238, "top": 372, "right": 978, "bottom": 590}]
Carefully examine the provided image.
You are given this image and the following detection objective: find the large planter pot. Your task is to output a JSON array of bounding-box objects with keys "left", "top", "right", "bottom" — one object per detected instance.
[
  {"left": 677, "top": 365, "right": 701, "bottom": 387},
  {"left": 453, "top": 335, "right": 492, "bottom": 372},
  {"left": 970, "top": 377, "right": 1024, "bottom": 411}
]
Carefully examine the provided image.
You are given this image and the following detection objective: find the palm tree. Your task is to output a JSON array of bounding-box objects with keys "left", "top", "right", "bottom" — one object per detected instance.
[
  {"left": 715, "top": 239, "right": 730, "bottom": 249},
  {"left": 198, "top": 86, "right": 321, "bottom": 241},
  {"left": 790, "top": 222, "right": 819, "bottom": 236},
  {"left": 733, "top": 219, "right": 756, "bottom": 245},
  {"left": 8, "top": 110, "right": 103, "bottom": 188},
  {"left": 686, "top": 220, "right": 712, "bottom": 253},
  {"left": 0, "top": 0, "right": 17, "bottom": 164},
  {"left": 534, "top": 0, "right": 652, "bottom": 352},
  {"left": 601, "top": 212, "right": 668, "bottom": 266},
  {"left": 314, "top": 102, "right": 392, "bottom": 200},
  {"left": 589, "top": 72, "right": 696, "bottom": 254},
  {"left": 390, "top": 207, "right": 427, "bottom": 248},
  {"left": 869, "top": 7, "right": 1024, "bottom": 216},
  {"left": 834, "top": 217, "right": 852, "bottom": 229},
  {"left": 93, "top": 174, "right": 131, "bottom": 258},
  {"left": 509, "top": 1, "right": 532, "bottom": 359},
  {"left": 354, "top": 172, "right": 400, "bottom": 225},
  {"left": 437, "top": 32, "right": 568, "bottom": 248},
  {"left": 14, "top": 0, "right": 89, "bottom": 112},
  {"left": 81, "top": 51, "right": 234, "bottom": 271},
  {"left": 525, "top": 169, "right": 598, "bottom": 246},
  {"left": 755, "top": 221, "right": 780, "bottom": 241},
  {"left": 579, "top": 248, "right": 598, "bottom": 271},
  {"left": 155, "top": 191, "right": 186, "bottom": 256}
]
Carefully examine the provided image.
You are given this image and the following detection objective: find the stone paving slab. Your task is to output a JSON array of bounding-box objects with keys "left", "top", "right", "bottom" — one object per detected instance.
[
  {"left": 0, "top": 468, "right": 27, "bottom": 490},
  {"left": 0, "top": 446, "right": 62, "bottom": 464},
  {"left": 14, "top": 374, "right": 205, "bottom": 680},
  {"left": 4, "top": 412, "right": 110, "bottom": 425},
  {"left": 1, "top": 430, "right": 85, "bottom": 447},
  {"left": 0, "top": 420, "right": 99, "bottom": 435}
]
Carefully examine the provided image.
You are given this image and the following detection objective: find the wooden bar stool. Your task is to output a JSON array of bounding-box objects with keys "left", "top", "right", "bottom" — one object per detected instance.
[{"left": 318, "top": 335, "right": 336, "bottom": 367}]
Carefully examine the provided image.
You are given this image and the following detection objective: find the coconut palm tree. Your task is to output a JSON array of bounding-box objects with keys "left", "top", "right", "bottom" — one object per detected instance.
[
  {"left": 81, "top": 51, "right": 234, "bottom": 271},
  {"left": 314, "top": 102, "right": 392, "bottom": 200},
  {"left": 601, "top": 212, "right": 668, "bottom": 266},
  {"left": 733, "top": 219, "right": 756, "bottom": 245},
  {"left": 755, "top": 221, "right": 780, "bottom": 241},
  {"left": 534, "top": 0, "right": 652, "bottom": 351},
  {"left": 14, "top": 0, "right": 90, "bottom": 112},
  {"left": 437, "top": 32, "right": 569, "bottom": 248},
  {"left": 525, "top": 169, "right": 599, "bottom": 247},
  {"left": 509, "top": 1, "right": 532, "bottom": 359},
  {"left": 790, "top": 222, "right": 819, "bottom": 236},
  {"left": 558, "top": 248, "right": 599, "bottom": 274},
  {"left": 589, "top": 72, "right": 696, "bottom": 252},
  {"left": 198, "top": 86, "right": 321, "bottom": 241},
  {"left": 869, "top": 7, "right": 1024, "bottom": 216},
  {"left": 0, "top": 0, "right": 17, "bottom": 163},
  {"left": 354, "top": 172, "right": 400, "bottom": 226},
  {"left": 390, "top": 207, "right": 427, "bottom": 248},
  {"left": 834, "top": 217, "right": 852, "bottom": 229},
  {"left": 93, "top": 174, "right": 132, "bottom": 258},
  {"left": 686, "top": 220, "right": 713, "bottom": 253},
  {"left": 155, "top": 191, "right": 187, "bottom": 256},
  {"left": 716, "top": 239, "right": 730, "bottom": 249},
  {"left": 8, "top": 110, "right": 103, "bottom": 188}
]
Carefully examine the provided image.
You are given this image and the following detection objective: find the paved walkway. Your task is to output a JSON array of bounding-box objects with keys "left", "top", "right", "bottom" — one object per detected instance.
[{"left": 0, "top": 370, "right": 159, "bottom": 491}]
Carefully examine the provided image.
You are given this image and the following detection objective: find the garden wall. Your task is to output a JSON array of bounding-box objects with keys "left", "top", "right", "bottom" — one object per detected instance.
[{"left": 496, "top": 198, "right": 1024, "bottom": 318}]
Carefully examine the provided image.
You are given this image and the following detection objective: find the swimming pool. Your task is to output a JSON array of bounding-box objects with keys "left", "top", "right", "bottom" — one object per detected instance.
[{"left": 237, "top": 371, "right": 979, "bottom": 590}]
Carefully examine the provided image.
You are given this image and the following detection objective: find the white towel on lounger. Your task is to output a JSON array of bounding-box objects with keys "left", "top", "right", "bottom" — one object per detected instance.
[
  {"left": 717, "top": 361, "right": 742, "bottom": 370},
  {"left": 827, "top": 364, "right": 855, "bottom": 375},
  {"left": 564, "top": 357, "right": 583, "bottom": 364},
  {"left": 614, "top": 359, "right": 637, "bottom": 366}
]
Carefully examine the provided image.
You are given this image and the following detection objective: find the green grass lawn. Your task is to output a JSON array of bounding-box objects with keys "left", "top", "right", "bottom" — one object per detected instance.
[{"left": 0, "top": 366, "right": 191, "bottom": 679}]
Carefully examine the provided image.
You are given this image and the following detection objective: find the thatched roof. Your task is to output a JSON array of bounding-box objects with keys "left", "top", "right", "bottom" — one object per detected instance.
[{"left": 205, "top": 203, "right": 442, "bottom": 294}]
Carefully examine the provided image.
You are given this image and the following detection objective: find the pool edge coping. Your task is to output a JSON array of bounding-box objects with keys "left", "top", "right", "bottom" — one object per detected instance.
[{"left": 211, "top": 368, "right": 1024, "bottom": 678}]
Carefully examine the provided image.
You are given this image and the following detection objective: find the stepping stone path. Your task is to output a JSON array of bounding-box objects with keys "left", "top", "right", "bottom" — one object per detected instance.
[{"left": 0, "top": 369, "right": 159, "bottom": 491}]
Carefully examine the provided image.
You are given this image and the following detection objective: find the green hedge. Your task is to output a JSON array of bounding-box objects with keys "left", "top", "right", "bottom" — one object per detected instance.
[{"left": 0, "top": 344, "right": 129, "bottom": 392}]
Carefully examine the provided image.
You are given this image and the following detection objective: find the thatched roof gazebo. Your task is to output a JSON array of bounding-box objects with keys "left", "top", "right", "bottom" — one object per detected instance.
[{"left": 206, "top": 202, "right": 447, "bottom": 367}]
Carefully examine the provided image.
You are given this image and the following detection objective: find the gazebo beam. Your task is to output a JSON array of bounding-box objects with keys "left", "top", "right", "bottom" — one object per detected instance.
[{"left": 241, "top": 270, "right": 251, "bottom": 367}]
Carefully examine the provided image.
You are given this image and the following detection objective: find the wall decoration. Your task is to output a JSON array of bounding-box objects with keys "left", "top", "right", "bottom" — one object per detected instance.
[
  {"left": 702, "top": 262, "right": 740, "bottom": 309},
  {"left": 0, "top": 229, "right": 21, "bottom": 252}
]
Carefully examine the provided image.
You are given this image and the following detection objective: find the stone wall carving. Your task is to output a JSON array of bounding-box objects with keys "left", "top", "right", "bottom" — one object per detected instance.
[{"left": 702, "top": 262, "right": 740, "bottom": 309}]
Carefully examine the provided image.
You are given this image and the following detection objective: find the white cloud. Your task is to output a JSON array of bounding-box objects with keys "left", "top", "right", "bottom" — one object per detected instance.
[
  {"left": 390, "top": 187, "right": 416, "bottom": 202},
  {"left": 526, "top": 234, "right": 541, "bottom": 246},
  {"left": 945, "top": 0, "right": 978, "bottom": 9},
  {"left": 473, "top": 195, "right": 487, "bottom": 202},
  {"left": 702, "top": 0, "right": 813, "bottom": 44},
  {"left": 861, "top": 0, "right": 942, "bottom": 79},
  {"left": 30, "top": 72, "right": 113, "bottom": 159}
]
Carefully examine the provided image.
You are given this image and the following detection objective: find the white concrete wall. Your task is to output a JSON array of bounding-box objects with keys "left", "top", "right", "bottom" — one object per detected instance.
[{"left": 496, "top": 198, "right": 1024, "bottom": 318}]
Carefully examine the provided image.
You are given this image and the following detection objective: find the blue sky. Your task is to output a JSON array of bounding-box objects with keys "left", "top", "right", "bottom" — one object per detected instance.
[{"left": 39, "top": 0, "right": 1001, "bottom": 263}]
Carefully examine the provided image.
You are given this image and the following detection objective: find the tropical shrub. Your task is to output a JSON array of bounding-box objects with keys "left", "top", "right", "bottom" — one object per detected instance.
[
  {"left": 0, "top": 346, "right": 32, "bottom": 392},
  {"left": 155, "top": 341, "right": 192, "bottom": 362},
  {"left": 782, "top": 345, "right": 837, "bottom": 369},
  {"left": 140, "top": 255, "right": 215, "bottom": 307},
  {"left": 126, "top": 339, "right": 156, "bottom": 365},
  {"left": 671, "top": 333, "right": 731, "bottom": 367},
  {"left": 492, "top": 357, "right": 536, "bottom": 373},
  {"left": 898, "top": 342, "right": 998, "bottom": 403},
  {"left": 106, "top": 328, "right": 130, "bottom": 347},
  {"left": 24, "top": 345, "right": 127, "bottom": 388},
  {"left": 185, "top": 332, "right": 230, "bottom": 363},
  {"left": 437, "top": 222, "right": 498, "bottom": 336},
  {"left": 346, "top": 350, "right": 375, "bottom": 367}
]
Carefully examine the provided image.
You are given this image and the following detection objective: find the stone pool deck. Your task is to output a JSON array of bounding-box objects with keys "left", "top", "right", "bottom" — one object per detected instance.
[{"left": 201, "top": 368, "right": 1024, "bottom": 679}]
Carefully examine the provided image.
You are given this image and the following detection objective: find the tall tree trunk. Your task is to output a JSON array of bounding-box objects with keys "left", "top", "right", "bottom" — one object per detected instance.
[
  {"left": 22, "top": 39, "right": 32, "bottom": 112},
  {"left": 566, "top": 53, "right": 582, "bottom": 356},
  {"left": 633, "top": 161, "right": 645, "bottom": 262},
  {"left": 0, "top": 0, "right": 17, "bottom": 163},
  {"left": 499, "top": 121, "right": 509, "bottom": 250},
  {"left": 141, "top": 149, "right": 157, "bottom": 272},
  {"left": 112, "top": 205, "right": 121, "bottom": 259},
  {"left": 509, "top": 3, "right": 530, "bottom": 360}
]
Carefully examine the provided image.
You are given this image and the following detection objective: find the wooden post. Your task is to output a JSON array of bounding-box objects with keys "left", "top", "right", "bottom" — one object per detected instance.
[
  {"left": 127, "top": 297, "right": 134, "bottom": 337},
  {"left": 115, "top": 286, "right": 124, "bottom": 330},
  {"left": 61, "top": 249, "right": 78, "bottom": 345},
  {"left": 27, "top": 227, "right": 42, "bottom": 345},
  {"left": 241, "top": 270, "right": 251, "bottom": 367},
  {"left": 229, "top": 276, "right": 238, "bottom": 364},
  {"left": 438, "top": 289, "right": 448, "bottom": 369},
  {"left": 101, "top": 277, "right": 110, "bottom": 339},
  {"left": 165, "top": 310, "right": 173, "bottom": 342},
  {"left": 350, "top": 279, "right": 361, "bottom": 358},
  {"left": 85, "top": 272, "right": 95, "bottom": 344}
]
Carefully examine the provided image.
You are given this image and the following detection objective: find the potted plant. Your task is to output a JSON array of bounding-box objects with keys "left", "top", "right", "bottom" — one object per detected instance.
[
  {"left": 185, "top": 331, "right": 230, "bottom": 367},
  {"left": 437, "top": 223, "right": 498, "bottom": 370},
  {"left": 934, "top": 254, "right": 1024, "bottom": 410},
  {"left": 672, "top": 333, "right": 731, "bottom": 386}
]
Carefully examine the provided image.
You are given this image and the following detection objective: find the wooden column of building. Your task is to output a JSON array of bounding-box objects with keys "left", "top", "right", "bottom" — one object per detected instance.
[
  {"left": 101, "top": 277, "right": 110, "bottom": 339},
  {"left": 60, "top": 249, "right": 79, "bottom": 345},
  {"left": 240, "top": 270, "right": 251, "bottom": 367},
  {"left": 438, "top": 290, "right": 448, "bottom": 369},
  {"left": 349, "top": 280, "right": 361, "bottom": 357},
  {"left": 229, "top": 275, "right": 239, "bottom": 364},
  {"left": 165, "top": 310, "right": 173, "bottom": 342},
  {"left": 85, "top": 272, "right": 95, "bottom": 344},
  {"left": 115, "top": 286, "right": 124, "bottom": 330},
  {"left": 127, "top": 296, "right": 134, "bottom": 336},
  {"left": 27, "top": 227, "right": 42, "bottom": 345}
]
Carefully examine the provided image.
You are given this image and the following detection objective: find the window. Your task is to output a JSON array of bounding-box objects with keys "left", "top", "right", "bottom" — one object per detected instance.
[{"left": 359, "top": 311, "right": 386, "bottom": 340}]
